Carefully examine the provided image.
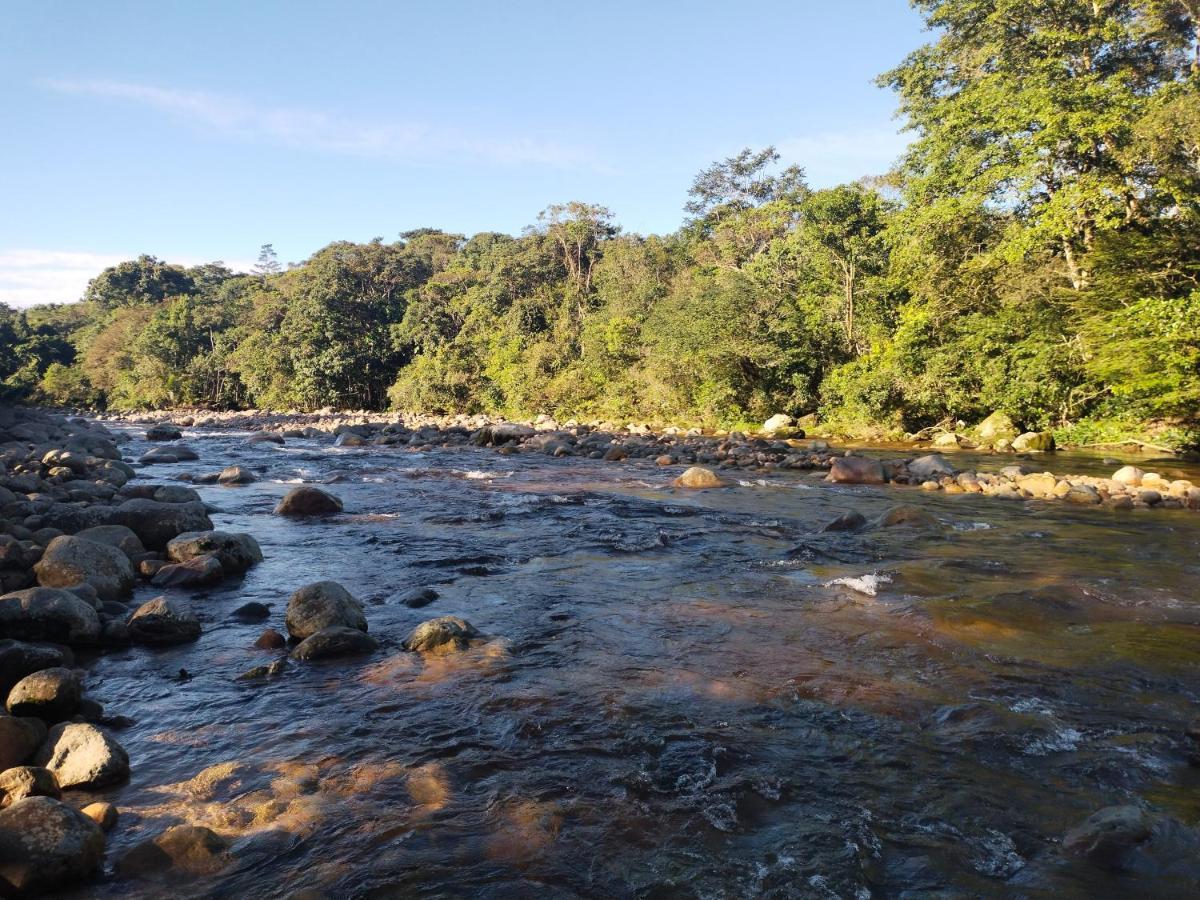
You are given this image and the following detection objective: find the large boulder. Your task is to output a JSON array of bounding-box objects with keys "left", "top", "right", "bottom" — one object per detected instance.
[
  {"left": 0, "top": 589, "right": 101, "bottom": 646},
  {"left": 672, "top": 467, "right": 726, "bottom": 489},
  {"left": 0, "top": 796, "right": 106, "bottom": 895},
  {"left": 1012, "top": 431, "right": 1056, "bottom": 452},
  {"left": 74, "top": 525, "right": 145, "bottom": 561},
  {"left": 403, "top": 616, "right": 482, "bottom": 654},
  {"left": 166, "top": 531, "right": 263, "bottom": 576},
  {"left": 0, "top": 766, "right": 60, "bottom": 807},
  {"left": 291, "top": 626, "right": 378, "bottom": 661},
  {"left": 145, "top": 424, "right": 182, "bottom": 441},
  {"left": 976, "top": 411, "right": 1019, "bottom": 442},
  {"left": 33, "top": 722, "right": 129, "bottom": 789},
  {"left": 5, "top": 668, "right": 81, "bottom": 721},
  {"left": 827, "top": 456, "right": 886, "bottom": 485},
  {"left": 274, "top": 487, "right": 343, "bottom": 517},
  {"left": 285, "top": 582, "right": 366, "bottom": 640},
  {"left": 217, "top": 465, "right": 256, "bottom": 485},
  {"left": 127, "top": 597, "right": 201, "bottom": 645},
  {"left": 106, "top": 499, "right": 213, "bottom": 551},
  {"left": 34, "top": 535, "right": 135, "bottom": 603},
  {"left": 0, "top": 641, "right": 68, "bottom": 694},
  {"left": 0, "top": 717, "right": 47, "bottom": 770},
  {"left": 908, "top": 454, "right": 955, "bottom": 482},
  {"left": 762, "top": 414, "right": 794, "bottom": 433}
]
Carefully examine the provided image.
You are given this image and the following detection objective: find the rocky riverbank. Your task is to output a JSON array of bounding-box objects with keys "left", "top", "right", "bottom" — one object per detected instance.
[{"left": 3, "top": 403, "right": 1200, "bottom": 894}]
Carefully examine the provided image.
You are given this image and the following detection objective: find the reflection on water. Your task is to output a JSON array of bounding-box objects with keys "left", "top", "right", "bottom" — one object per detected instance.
[{"left": 66, "top": 427, "right": 1200, "bottom": 897}]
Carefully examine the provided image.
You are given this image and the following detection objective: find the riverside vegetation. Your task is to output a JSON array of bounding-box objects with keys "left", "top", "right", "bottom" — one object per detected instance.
[{"left": 2, "top": 1, "right": 1200, "bottom": 452}]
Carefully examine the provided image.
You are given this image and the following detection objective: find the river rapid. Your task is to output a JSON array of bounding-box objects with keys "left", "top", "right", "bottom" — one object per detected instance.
[{"left": 69, "top": 424, "right": 1200, "bottom": 898}]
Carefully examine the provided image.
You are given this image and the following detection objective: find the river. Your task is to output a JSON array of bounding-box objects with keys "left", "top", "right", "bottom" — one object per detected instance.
[{"left": 67, "top": 424, "right": 1200, "bottom": 898}]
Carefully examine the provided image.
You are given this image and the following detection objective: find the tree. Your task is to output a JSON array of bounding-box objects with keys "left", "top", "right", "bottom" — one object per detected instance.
[
  {"left": 685, "top": 146, "right": 808, "bottom": 224},
  {"left": 83, "top": 255, "right": 195, "bottom": 308},
  {"left": 253, "top": 244, "right": 281, "bottom": 277},
  {"left": 531, "top": 202, "right": 619, "bottom": 295}
]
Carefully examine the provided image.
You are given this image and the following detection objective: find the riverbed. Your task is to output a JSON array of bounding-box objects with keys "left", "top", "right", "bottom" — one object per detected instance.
[{"left": 70, "top": 424, "right": 1200, "bottom": 898}]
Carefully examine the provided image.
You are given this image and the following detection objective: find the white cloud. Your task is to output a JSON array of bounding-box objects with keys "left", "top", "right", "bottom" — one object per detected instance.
[
  {"left": 777, "top": 127, "right": 911, "bottom": 187},
  {"left": 40, "top": 78, "right": 601, "bottom": 170},
  {"left": 0, "top": 249, "right": 254, "bottom": 309}
]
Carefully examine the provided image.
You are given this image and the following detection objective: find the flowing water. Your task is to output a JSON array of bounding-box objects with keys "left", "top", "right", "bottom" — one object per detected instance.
[{"left": 66, "top": 426, "right": 1200, "bottom": 898}]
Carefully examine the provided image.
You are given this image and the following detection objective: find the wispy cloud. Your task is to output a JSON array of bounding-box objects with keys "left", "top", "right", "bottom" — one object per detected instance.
[
  {"left": 0, "top": 249, "right": 254, "bottom": 308},
  {"left": 39, "top": 78, "right": 601, "bottom": 170},
  {"left": 777, "top": 127, "right": 910, "bottom": 187}
]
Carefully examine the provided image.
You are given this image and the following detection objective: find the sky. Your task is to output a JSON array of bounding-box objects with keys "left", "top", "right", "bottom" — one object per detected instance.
[{"left": 0, "top": 1, "right": 928, "bottom": 308}]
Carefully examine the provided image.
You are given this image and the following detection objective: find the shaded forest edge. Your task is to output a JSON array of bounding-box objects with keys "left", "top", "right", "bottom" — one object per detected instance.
[{"left": 2, "top": 1, "right": 1198, "bottom": 451}]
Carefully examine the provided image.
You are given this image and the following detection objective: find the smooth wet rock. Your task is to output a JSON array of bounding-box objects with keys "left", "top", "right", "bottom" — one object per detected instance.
[
  {"left": 166, "top": 531, "right": 263, "bottom": 575},
  {"left": 118, "top": 824, "right": 230, "bottom": 877},
  {"left": 291, "top": 626, "right": 378, "bottom": 661},
  {"left": 403, "top": 616, "right": 482, "bottom": 654},
  {"left": 1063, "top": 805, "right": 1155, "bottom": 870},
  {"left": 0, "top": 766, "right": 60, "bottom": 807},
  {"left": 672, "top": 466, "right": 726, "bottom": 489},
  {"left": 237, "top": 658, "right": 288, "bottom": 680},
  {"left": 5, "top": 668, "right": 80, "bottom": 721},
  {"left": 217, "top": 465, "right": 256, "bottom": 485},
  {"left": 285, "top": 581, "right": 366, "bottom": 640},
  {"left": 80, "top": 802, "right": 117, "bottom": 831},
  {"left": 274, "top": 486, "right": 343, "bottom": 517},
  {"left": 34, "top": 722, "right": 129, "bottom": 789},
  {"left": 827, "top": 456, "right": 886, "bottom": 485},
  {"left": 1012, "top": 431, "right": 1055, "bottom": 452},
  {"left": 150, "top": 554, "right": 226, "bottom": 588},
  {"left": 1111, "top": 465, "right": 1145, "bottom": 486},
  {"left": 34, "top": 535, "right": 135, "bottom": 603},
  {"left": 0, "top": 718, "right": 46, "bottom": 771},
  {"left": 231, "top": 602, "right": 270, "bottom": 622},
  {"left": 107, "top": 499, "right": 214, "bottom": 551},
  {"left": 254, "top": 628, "right": 286, "bottom": 650},
  {"left": 0, "top": 588, "right": 101, "bottom": 646},
  {"left": 153, "top": 484, "right": 202, "bottom": 503},
  {"left": 400, "top": 587, "right": 439, "bottom": 609},
  {"left": 127, "top": 597, "right": 201, "bottom": 645},
  {"left": 1064, "top": 484, "right": 1102, "bottom": 505},
  {"left": 0, "top": 796, "right": 106, "bottom": 894},
  {"left": 247, "top": 432, "right": 285, "bottom": 445},
  {"left": 875, "top": 504, "right": 938, "bottom": 528},
  {"left": 820, "top": 511, "right": 867, "bottom": 532}
]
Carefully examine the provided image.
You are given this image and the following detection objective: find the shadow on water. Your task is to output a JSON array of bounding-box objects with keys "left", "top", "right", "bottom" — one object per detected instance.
[{"left": 63, "top": 427, "right": 1200, "bottom": 898}]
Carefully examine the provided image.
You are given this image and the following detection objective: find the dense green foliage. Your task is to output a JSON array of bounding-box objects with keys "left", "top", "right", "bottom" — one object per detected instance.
[{"left": 3, "top": 0, "right": 1198, "bottom": 447}]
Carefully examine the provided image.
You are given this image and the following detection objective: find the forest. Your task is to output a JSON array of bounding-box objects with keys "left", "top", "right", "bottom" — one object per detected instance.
[{"left": 3, "top": 0, "right": 1199, "bottom": 449}]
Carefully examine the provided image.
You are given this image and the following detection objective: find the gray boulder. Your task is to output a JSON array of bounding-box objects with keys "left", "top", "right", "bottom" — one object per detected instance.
[
  {"left": 274, "top": 486, "right": 343, "bottom": 517},
  {"left": 291, "top": 626, "right": 378, "bottom": 661},
  {"left": 908, "top": 454, "right": 956, "bottom": 482},
  {"left": 285, "top": 581, "right": 366, "bottom": 640},
  {"left": 145, "top": 424, "right": 181, "bottom": 441},
  {"left": 33, "top": 722, "right": 129, "bottom": 789},
  {"left": 106, "top": 499, "right": 213, "bottom": 550},
  {"left": 827, "top": 456, "right": 886, "bottom": 485},
  {"left": 166, "top": 531, "right": 263, "bottom": 575},
  {"left": 5, "top": 667, "right": 81, "bottom": 721},
  {"left": 127, "top": 596, "right": 201, "bottom": 645},
  {"left": 0, "top": 588, "right": 101, "bottom": 645},
  {"left": 74, "top": 525, "right": 145, "bottom": 561},
  {"left": 34, "top": 535, "right": 135, "bottom": 603},
  {"left": 0, "top": 796, "right": 106, "bottom": 894}
]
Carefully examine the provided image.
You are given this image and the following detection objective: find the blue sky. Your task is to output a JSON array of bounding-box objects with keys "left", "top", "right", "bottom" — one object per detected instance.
[{"left": 1, "top": 1, "right": 926, "bottom": 307}]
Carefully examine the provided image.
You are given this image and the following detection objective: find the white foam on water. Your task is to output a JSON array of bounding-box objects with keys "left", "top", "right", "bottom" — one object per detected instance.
[{"left": 824, "top": 573, "right": 893, "bottom": 596}]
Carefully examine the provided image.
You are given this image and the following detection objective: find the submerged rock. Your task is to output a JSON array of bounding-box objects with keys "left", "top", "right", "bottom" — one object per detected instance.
[
  {"left": 403, "top": 616, "right": 482, "bottom": 654},
  {"left": 217, "top": 465, "right": 256, "bottom": 485},
  {"left": 34, "top": 722, "right": 130, "bottom": 789},
  {"left": 874, "top": 504, "right": 939, "bottom": 528},
  {"left": 819, "top": 511, "right": 867, "bottom": 532},
  {"left": 0, "top": 796, "right": 106, "bottom": 895},
  {"left": 274, "top": 486, "right": 343, "bottom": 517},
  {"left": 285, "top": 581, "right": 366, "bottom": 640},
  {"left": 118, "top": 824, "right": 230, "bottom": 877}
]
